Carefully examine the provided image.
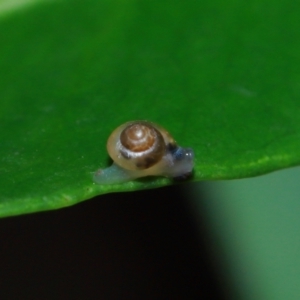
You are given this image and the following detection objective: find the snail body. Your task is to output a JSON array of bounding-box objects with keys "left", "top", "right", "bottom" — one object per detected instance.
[{"left": 93, "top": 121, "right": 194, "bottom": 184}]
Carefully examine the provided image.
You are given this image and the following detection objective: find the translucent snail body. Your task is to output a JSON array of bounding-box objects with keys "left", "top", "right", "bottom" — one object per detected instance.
[{"left": 93, "top": 121, "right": 194, "bottom": 184}]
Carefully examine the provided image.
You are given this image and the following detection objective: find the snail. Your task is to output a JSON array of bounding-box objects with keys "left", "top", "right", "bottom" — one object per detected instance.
[{"left": 93, "top": 120, "right": 194, "bottom": 184}]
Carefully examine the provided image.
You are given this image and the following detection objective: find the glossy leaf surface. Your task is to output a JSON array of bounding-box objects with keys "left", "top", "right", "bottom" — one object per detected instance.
[{"left": 0, "top": 0, "right": 299, "bottom": 217}]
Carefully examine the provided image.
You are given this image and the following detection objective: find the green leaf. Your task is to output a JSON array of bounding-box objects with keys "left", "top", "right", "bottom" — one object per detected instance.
[{"left": 1, "top": 0, "right": 300, "bottom": 217}]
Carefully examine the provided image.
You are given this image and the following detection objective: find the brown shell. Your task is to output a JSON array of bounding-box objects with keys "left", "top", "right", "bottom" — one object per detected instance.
[{"left": 107, "top": 121, "right": 176, "bottom": 171}]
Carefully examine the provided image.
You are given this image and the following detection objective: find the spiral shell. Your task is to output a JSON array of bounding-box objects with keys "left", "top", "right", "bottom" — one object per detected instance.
[
  {"left": 93, "top": 120, "right": 194, "bottom": 184},
  {"left": 107, "top": 121, "right": 174, "bottom": 171}
]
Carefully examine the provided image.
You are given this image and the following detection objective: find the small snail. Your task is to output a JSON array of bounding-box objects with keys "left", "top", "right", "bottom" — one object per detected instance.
[{"left": 93, "top": 120, "right": 194, "bottom": 184}]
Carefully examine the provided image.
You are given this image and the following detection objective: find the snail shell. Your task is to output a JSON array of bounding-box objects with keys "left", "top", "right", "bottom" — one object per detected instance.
[
  {"left": 93, "top": 121, "right": 194, "bottom": 184},
  {"left": 107, "top": 121, "right": 175, "bottom": 171}
]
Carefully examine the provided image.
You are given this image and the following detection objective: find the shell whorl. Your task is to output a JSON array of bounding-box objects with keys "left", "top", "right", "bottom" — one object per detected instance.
[
  {"left": 107, "top": 121, "right": 166, "bottom": 171},
  {"left": 120, "top": 123, "right": 157, "bottom": 153}
]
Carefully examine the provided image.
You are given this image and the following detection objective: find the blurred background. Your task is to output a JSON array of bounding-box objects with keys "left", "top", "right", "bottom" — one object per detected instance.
[{"left": 0, "top": 167, "right": 299, "bottom": 299}]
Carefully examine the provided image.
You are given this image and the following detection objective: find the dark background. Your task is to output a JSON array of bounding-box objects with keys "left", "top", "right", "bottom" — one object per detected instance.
[{"left": 0, "top": 184, "right": 235, "bottom": 299}]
